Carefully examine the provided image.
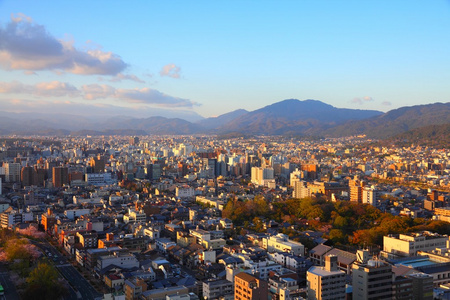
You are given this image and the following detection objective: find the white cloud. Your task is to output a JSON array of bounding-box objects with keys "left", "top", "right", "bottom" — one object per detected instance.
[
  {"left": 159, "top": 63, "right": 181, "bottom": 78},
  {"left": 382, "top": 101, "right": 392, "bottom": 106},
  {"left": 363, "top": 96, "right": 374, "bottom": 102},
  {"left": 0, "top": 14, "right": 127, "bottom": 75}
]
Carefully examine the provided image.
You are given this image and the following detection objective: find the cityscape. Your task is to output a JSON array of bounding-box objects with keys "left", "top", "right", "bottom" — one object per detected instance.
[{"left": 1, "top": 1, "right": 450, "bottom": 300}]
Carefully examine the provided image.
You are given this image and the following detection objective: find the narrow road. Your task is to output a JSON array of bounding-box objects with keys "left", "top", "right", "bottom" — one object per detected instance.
[{"left": 0, "top": 265, "right": 20, "bottom": 300}]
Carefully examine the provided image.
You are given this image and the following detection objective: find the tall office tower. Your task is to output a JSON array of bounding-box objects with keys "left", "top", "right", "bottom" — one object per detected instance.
[
  {"left": 45, "top": 160, "right": 57, "bottom": 178},
  {"left": 145, "top": 163, "right": 161, "bottom": 180},
  {"left": 251, "top": 166, "right": 274, "bottom": 186},
  {"left": 129, "top": 136, "right": 139, "bottom": 146},
  {"left": 35, "top": 167, "right": 46, "bottom": 186},
  {"left": 90, "top": 155, "right": 105, "bottom": 173},
  {"left": 234, "top": 272, "right": 268, "bottom": 300},
  {"left": 307, "top": 255, "right": 346, "bottom": 300},
  {"left": 362, "top": 185, "right": 377, "bottom": 206},
  {"left": 4, "top": 162, "right": 21, "bottom": 183},
  {"left": 293, "top": 180, "right": 310, "bottom": 199},
  {"left": 52, "top": 166, "right": 69, "bottom": 188},
  {"left": 21, "top": 166, "right": 35, "bottom": 187},
  {"left": 352, "top": 250, "right": 393, "bottom": 300},
  {"left": 349, "top": 177, "right": 365, "bottom": 203},
  {"left": 203, "top": 158, "right": 217, "bottom": 178}
]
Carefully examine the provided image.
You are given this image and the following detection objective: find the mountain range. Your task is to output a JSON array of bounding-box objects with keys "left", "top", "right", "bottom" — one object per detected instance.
[{"left": 1, "top": 99, "right": 450, "bottom": 139}]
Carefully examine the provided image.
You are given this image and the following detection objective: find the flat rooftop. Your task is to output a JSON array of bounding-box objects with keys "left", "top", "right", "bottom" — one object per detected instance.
[{"left": 396, "top": 257, "right": 440, "bottom": 269}]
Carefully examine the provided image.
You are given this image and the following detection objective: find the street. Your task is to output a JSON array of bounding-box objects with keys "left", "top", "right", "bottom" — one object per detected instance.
[
  {"left": 0, "top": 265, "right": 20, "bottom": 300},
  {"left": 57, "top": 265, "right": 102, "bottom": 300},
  {"left": 31, "top": 238, "right": 102, "bottom": 300}
]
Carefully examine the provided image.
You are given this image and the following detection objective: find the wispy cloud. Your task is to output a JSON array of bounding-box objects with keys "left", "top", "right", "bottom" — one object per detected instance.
[
  {"left": 159, "top": 63, "right": 181, "bottom": 78},
  {"left": 0, "top": 80, "right": 79, "bottom": 97},
  {"left": 381, "top": 101, "right": 391, "bottom": 106},
  {"left": 0, "top": 80, "right": 198, "bottom": 108},
  {"left": 351, "top": 96, "right": 374, "bottom": 105},
  {"left": 108, "top": 73, "right": 145, "bottom": 83},
  {"left": 81, "top": 84, "right": 115, "bottom": 100},
  {"left": 116, "top": 87, "right": 198, "bottom": 107},
  {"left": 0, "top": 14, "right": 127, "bottom": 75},
  {"left": 0, "top": 98, "right": 203, "bottom": 121}
]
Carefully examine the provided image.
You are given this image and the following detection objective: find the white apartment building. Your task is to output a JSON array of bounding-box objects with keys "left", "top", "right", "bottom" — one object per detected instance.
[
  {"left": 263, "top": 233, "right": 305, "bottom": 256},
  {"left": 123, "top": 209, "right": 146, "bottom": 224},
  {"left": 175, "top": 186, "right": 195, "bottom": 198},
  {"left": 231, "top": 253, "right": 282, "bottom": 280},
  {"left": 155, "top": 238, "right": 176, "bottom": 254},
  {"left": 85, "top": 172, "right": 114, "bottom": 186},
  {"left": 0, "top": 210, "right": 33, "bottom": 228},
  {"left": 64, "top": 208, "right": 91, "bottom": 220},
  {"left": 96, "top": 252, "right": 139, "bottom": 271},
  {"left": 190, "top": 228, "right": 211, "bottom": 243}
]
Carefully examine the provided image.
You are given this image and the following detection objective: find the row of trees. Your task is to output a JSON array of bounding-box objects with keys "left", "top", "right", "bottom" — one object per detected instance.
[{"left": 0, "top": 228, "right": 67, "bottom": 299}]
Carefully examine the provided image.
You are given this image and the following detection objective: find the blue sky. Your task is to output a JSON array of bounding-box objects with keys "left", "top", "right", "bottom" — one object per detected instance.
[{"left": 0, "top": 1, "right": 449, "bottom": 120}]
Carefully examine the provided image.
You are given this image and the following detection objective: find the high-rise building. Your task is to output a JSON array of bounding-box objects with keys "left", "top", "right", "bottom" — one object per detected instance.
[
  {"left": 251, "top": 167, "right": 275, "bottom": 187},
  {"left": 352, "top": 250, "right": 393, "bottom": 300},
  {"left": 21, "top": 165, "right": 39, "bottom": 187},
  {"left": 52, "top": 166, "right": 69, "bottom": 188},
  {"left": 4, "top": 162, "right": 21, "bottom": 183},
  {"left": 349, "top": 178, "right": 365, "bottom": 203},
  {"left": 362, "top": 186, "right": 377, "bottom": 206},
  {"left": 408, "top": 272, "right": 433, "bottom": 300},
  {"left": 307, "top": 254, "right": 346, "bottom": 300},
  {"left": 89, "top": 155, "right": 105, "bottom": 173},
  {"left": 203, "top": 158, "right": 217, "bottom": 178},
  {"left": 35, "top": 167, "right": 46, "bottom": 186},
  {"left": 145, "top": 164, "right": 161, "bottom": 180},
  {"left": 293, "top": 180, "right": 310, "bottom": 199},
  {"left": 129, "top": 136, "right": 139, "bottom": 146},
  {"left": 234, "top": 272, "right": 268, "bottom": 300}
]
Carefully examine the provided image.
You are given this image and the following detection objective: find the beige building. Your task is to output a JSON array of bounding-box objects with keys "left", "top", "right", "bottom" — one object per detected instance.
[
  {"left": 383, "top": 232, "right": 449, "bottom": 258},
  {"left": 307, "top": 255, "right": 346, "bottom": 300},
  {"left": 177, "top": 232, "right": 196, "bottom": 247},
  {"left": 202, "top": 238, "right": 226, "bottom": 250}
]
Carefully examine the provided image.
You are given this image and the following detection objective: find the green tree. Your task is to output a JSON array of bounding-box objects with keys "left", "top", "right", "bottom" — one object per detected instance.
[
  {"left": 23, "top": 262, "right": 67, "bottom": 300},
  {"left": 329, "top": 229, "right": 346, "bottom": 244}
]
